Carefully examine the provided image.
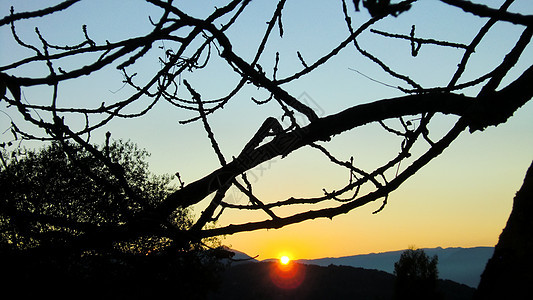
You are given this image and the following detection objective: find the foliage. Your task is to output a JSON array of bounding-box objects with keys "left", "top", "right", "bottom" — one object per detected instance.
[
  {"left": 1, "top": 140, "right": 188, "bottom": 250},
  {"left": 394, "top": 247, "right": 439, "bottom": 299},
  {"left": 0, "top": 140, "right": 225, "bottom": 298}
]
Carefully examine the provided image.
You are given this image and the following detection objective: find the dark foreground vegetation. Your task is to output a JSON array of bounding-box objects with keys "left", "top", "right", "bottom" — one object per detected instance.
[
  {"left": 1, "top": 249, "right": 225, "bottom": 299},
  {"left": 0, "top": 141, "right": 228, "bottom": 299},
  {"left": 210, "top": 261, "right": 475, "bottom": 300}
]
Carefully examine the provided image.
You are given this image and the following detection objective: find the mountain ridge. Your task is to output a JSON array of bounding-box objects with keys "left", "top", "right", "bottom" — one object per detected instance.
[
  {"left": 226, "top": 246, "right": 494, "bottom": 287},
  {"left": 292, "top": 246, "right": 494, "bottom": 288}
]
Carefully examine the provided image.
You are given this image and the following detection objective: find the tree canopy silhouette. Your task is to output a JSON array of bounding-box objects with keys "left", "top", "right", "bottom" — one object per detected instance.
[
  {"left": 0, "top": 140, "right": 226, "bottom": 298},
  {"left": 394, "top": 247, "right": 439, "bottom": 299},
  {"left": 0, "top": 0, "right": 532, "bottom": 293},
  {"left": 1, "top": 140, "right": 194, "bottom": 251}
]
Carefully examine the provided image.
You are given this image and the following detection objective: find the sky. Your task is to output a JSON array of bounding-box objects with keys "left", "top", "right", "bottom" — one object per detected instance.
[{"left": 1, "top": 0, "right": 532, "bottom": 260}]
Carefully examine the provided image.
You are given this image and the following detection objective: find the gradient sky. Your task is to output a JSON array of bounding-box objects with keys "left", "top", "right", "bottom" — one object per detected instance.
[{"left": 1, "top": 0, "right": 532, "bottom": 260}]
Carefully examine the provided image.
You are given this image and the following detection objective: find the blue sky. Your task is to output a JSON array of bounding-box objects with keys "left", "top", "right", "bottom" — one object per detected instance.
[{"left": 1, "top": 0, "right": 532, "bottom": 259}]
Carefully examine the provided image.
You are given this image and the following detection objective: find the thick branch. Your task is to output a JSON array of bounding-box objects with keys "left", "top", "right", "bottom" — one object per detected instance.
[
  {"left": 441, "top": 0, "right": 533, "bottom": 26},
  {"left": 156, "top": 71, "right": 533, "bottom": 217},
  {"left": 199, "top": 119, "right": 468, "bottom": 237},
  {"left": 468, "top": 64, "right": 533, "bottom": 132}
]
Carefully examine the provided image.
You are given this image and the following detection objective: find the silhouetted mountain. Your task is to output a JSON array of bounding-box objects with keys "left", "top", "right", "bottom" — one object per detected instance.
[
  {"left": 296, "top": 247, "right": 493, "bottom": 287},
  {"left": 209, "top": 261, "right": 475, "bottom": 299}
]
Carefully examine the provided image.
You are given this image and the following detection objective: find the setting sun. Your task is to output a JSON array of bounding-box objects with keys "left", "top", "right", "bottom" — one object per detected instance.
[{"left": 280, "top": 255, "right": 290, "bottom": 265}]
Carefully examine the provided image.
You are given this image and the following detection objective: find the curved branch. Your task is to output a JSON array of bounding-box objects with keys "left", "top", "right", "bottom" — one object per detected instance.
[
  {"left": 0, "top": 0, "right": 81, "bottom": 26},
  {"left": 199, "top": 119, "right": 468, "bottom": 238},
  {"left": 156, "top": 66, "right": 533, "bottom": 218}
]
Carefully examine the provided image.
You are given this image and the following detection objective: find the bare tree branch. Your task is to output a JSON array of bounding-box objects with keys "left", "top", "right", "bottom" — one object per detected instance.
[{"left": 0, "top": 0, "right": 82, "bottom": 26}]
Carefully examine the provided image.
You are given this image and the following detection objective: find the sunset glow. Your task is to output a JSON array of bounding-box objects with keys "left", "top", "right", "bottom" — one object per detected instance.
[{"left": 270, "top": 257, "right": 306, "bottom": 289}]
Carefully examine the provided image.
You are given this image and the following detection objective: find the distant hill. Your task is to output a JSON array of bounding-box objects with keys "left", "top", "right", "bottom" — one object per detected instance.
[
  {"left": 296, "top": 247, "right": 494, "bottom": 288},
  {"left": 209, "top": 261, "right": 475, "bottom": 299}
]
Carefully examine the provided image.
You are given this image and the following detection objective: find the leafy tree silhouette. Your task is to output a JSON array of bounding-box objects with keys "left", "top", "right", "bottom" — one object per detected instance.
[
  {"left": 0, "top": 140, "right": 226, "bottom": 298},
  {"left": 394, "top": 247, "right": 439, "bottom": 300}
]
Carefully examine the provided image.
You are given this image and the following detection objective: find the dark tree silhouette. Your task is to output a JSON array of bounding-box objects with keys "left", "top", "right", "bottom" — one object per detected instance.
[
  {"left": 474, "top": 161, "right": 533, "bottom": 299},
  {"left": 394, "top": 247, "right": 439, "bottom": 299},
  {"left": 0, "top": 0, "right": 532, "bottom": 295},
  {"left": 0, "top": 140, "right": 226, "bottom": 298}
]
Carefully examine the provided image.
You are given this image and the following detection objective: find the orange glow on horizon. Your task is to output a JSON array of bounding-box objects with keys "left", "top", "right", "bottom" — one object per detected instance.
[
  {"left": 280, "top": 255, "right": 290, "bottom": 265},
  {"left": 270, "top": 258, "right": 305, "bottom": 289}
]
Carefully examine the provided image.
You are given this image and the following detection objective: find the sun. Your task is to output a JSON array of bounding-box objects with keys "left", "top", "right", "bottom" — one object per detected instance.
[{"left": 280, "top": 255, "right": 290, "bottom": 265}]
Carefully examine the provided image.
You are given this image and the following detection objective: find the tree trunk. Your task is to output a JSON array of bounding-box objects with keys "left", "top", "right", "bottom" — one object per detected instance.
[{"left": 475, "top": 160, "right": 533, "bottom": 299}]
